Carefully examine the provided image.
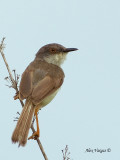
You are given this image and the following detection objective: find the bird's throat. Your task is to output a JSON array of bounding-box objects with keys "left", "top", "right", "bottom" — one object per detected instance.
[{"left": 44, "top": 53, "right": 67, "bottom": 66}]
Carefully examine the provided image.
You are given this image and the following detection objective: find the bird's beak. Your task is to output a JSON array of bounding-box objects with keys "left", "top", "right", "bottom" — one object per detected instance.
[{"left": 63, "top": 48, "right": 78, "bottom": 53}]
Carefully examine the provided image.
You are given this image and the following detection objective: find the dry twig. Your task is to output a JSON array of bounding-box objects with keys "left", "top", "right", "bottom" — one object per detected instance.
[
  {"left": 62, "top": 145, "right": 71, "bottom": 160},
  {"left": 0, "top": 37, "right": 48, "bottom": 160}
]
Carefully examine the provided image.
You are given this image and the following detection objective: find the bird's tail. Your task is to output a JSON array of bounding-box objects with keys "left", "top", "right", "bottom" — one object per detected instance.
[{"left": 11, "top": 99, "right": 35, "bottom": 146}]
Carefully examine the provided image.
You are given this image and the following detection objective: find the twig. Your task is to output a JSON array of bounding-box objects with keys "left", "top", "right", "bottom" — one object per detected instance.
[
  {"left": 0, "top": 37, "right": 16, "bottom": 89},
  {"left": 62, "top": 145, "right": 71, "bottom": 160},
  {"left": 0, "top": 37, "right": 48, "bottom": 160},
  {"left": 31, "top": 125, "right": 48, "bottom": 160}
]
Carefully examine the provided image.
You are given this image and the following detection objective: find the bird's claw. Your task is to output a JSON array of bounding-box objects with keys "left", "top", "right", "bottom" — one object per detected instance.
[
  {"left": 28, "top": 131, "right": 40, "bottom": 140},
  {"left": 14, "top": 91, "right": 19, "bottom": 100}
]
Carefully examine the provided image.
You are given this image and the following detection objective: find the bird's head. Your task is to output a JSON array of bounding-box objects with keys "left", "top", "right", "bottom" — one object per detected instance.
[{"left": 35, "top": 43, "right": 78, "bottom": 66}]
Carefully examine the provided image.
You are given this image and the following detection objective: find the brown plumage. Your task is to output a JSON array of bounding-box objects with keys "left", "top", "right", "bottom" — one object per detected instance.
[
  {"left": 11, "top": 43, "right": 78, "bottom": 146},
  {"left": 12, "top": 60, "right": 64, "bottom": 146}
]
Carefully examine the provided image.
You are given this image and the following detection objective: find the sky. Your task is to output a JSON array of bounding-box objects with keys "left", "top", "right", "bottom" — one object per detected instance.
[{"left": 0, "top": 0, "right": 120, "bottom": 159}]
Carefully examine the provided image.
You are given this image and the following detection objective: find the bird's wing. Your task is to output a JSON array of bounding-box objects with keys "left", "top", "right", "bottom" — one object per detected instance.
[
  {"left": 19, "top": 61, "right": 64, "bottom": 102},
  {"left": 19, "top": 60, "right": 45, "bottom": 100},
  {"left": 31, "top": 75, "right": 63, "bottom": 105},
  {"left": 19, "top": 69, "right": 33, "bottom": 100}
]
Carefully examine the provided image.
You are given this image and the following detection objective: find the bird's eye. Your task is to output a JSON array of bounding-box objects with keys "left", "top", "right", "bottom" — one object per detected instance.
[{"left": 49, "top": 48, "right": 57, "bottom": 54}]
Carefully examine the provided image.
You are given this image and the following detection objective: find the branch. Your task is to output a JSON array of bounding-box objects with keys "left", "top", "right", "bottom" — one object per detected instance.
[
  {"left": 0, "top": 37, "right": 16, "bottom": 89},
  {"left": 0, "top": 37, "right": 48, "bottom": 160},
  {"left": 31, "top": 125, "right": 48, "bottom": 160}
]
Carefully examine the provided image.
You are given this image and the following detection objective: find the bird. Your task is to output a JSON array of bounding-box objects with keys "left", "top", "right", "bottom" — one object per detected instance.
[{"left": 11, "top": 43, "right": 78, "bottom": 146}]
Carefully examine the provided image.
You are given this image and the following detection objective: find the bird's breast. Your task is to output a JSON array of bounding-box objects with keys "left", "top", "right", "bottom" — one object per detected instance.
[{"left": 38, "top": 89, "right": 60, "bottom": 109}]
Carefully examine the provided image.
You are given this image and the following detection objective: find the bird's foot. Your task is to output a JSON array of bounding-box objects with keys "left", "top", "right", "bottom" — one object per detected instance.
[
  {"left": 14, "top": 91, "right": 19, "bottom": 100},
  {"left": 28, "top": 131, "right": 40, "bottom": 140}
]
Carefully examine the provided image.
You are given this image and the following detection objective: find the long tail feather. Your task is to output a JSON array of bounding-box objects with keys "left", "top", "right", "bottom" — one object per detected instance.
[{"left": 11, "top": 99, "right": 35, "bottom": 146}]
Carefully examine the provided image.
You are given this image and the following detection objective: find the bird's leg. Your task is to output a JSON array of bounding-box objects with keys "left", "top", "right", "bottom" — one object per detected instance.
[{"left": 28, "top": 108, "right": 40, "bottom": 140}]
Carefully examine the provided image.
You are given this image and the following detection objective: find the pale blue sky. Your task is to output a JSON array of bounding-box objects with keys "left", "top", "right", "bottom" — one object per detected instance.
[{"left": 0, "top": 0, "right": 120, "bottom": 159}]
